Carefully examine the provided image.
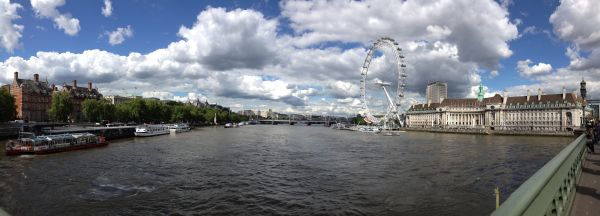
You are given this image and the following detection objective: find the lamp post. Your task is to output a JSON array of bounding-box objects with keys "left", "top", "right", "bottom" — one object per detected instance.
[{"left": 581, "top": 78, "right": 587, "bottom": 128}]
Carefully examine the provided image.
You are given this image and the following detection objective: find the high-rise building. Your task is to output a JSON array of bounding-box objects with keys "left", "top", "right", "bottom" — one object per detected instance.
[{"left": 426, "top": 81, "right": 448, "bottom": 104}]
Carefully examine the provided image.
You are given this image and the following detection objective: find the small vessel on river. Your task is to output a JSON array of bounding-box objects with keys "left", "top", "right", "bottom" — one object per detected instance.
[
  {"left": 167, "top": 123, "right": 191, "bottom": 133},
  {"left": 224, "top": 123, "right": 239, "bottom": 128},
  {"left": 356, "top": 126, "right": 382, "bottom": 134},
  {"left": 135, "top": 124, "right": 169, "bottom": 137},
  {"left": 5, "top": 132, "right": 107, "bottom": 156},
  {"left": 331, "top": 123, "right": 351, "bottom": 130}
]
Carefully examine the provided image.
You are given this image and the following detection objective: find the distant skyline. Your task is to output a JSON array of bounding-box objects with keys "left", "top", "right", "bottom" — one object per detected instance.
[{"left": 0, "top": 0, "right": 598, "bottom": 115}]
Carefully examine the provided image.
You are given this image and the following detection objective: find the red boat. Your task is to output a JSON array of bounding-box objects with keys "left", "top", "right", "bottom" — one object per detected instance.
[{"left": 5, "top": 132, "right": 108, "bottom": 156}]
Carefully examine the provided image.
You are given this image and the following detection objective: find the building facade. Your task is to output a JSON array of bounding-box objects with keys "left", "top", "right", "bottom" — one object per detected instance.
[
  {"left": 426, "top": 81, "right": 448, "bottom": 104},
  {"left": 104, "top": 95, "right": 135, "bottom": 105},
  {"left": 60, "top": 80, "right": 103, "bottom": 121},
  {"left": 406, "top": 88, "right": 586, "bottom": 131},
  {"left": 9, "top": 72, "right": 55, "bottom": 122}
]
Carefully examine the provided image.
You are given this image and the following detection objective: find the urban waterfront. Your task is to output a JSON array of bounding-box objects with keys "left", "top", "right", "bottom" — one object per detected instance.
[{"left": 0, "top": 126, "right": 573, "bottom": 215}]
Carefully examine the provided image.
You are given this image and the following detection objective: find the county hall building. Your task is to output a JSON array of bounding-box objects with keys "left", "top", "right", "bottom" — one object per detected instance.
[{"left": 405, "top": 85, "right": 586, "bottom": 131}]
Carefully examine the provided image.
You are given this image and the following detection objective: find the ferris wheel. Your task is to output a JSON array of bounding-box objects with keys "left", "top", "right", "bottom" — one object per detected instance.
[{"left": 359, "top": 37, "right": 408, "bottom": 128}]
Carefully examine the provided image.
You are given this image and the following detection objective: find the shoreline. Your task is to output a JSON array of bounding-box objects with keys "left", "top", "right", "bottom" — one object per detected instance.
[{"left": 400, "top": 127, "right": 575, "bottom": 137}]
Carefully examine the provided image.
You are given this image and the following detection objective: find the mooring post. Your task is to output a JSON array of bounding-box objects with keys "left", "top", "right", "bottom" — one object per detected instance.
[{"left": 495, "top": 186, "right": 500, "bottom": 209}]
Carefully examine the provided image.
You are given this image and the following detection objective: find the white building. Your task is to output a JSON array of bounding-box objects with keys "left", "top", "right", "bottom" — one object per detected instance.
[
  {"left": 426, "top": 81, "right": 448, "bottom": 104},
  {"left": 406, "top": 88, "right": 587, "bottom": 131}
]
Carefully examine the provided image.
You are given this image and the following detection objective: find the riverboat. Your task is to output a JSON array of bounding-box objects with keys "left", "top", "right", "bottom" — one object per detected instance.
[
  {"left": 5, "top": 132, "right": 107, "bottom": 156},
  {"left": 357, "top": 126, "right": 381, "bottom": 134},
  {"left": 331, "top": 123, "right": 351, "bottom": 130},
  {"left": 135, "top": 125, "right": 169, "bottom": 137},
  {"left": 167, "top": 123, "right": 191, "bottom": 133}
]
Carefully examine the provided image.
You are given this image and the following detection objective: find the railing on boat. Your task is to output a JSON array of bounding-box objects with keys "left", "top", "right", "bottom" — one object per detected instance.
[{"left": 491, "top": 134, "right": 586, "bottom": 216}]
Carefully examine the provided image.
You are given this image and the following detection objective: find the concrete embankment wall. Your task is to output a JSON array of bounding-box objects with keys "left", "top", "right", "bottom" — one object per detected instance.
[{"left": 402, "top": 127, "right": 575, "bottom": 137}]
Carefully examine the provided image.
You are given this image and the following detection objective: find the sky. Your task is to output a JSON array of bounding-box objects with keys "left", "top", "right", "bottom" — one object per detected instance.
[{"left": 0, "top": 0, "right": 598, "bottom": 116}]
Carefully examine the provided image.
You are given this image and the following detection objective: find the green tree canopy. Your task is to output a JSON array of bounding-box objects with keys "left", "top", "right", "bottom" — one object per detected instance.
[
  {"left": 0, "top": 88, "right": 16, "bottom": 122},
  {"left": 48, "top": 91, "right": 73, "bottom": 122},
  {"left": 79, "top": 96, "right": 245, "bottom": 125},
  {"left": 82, "top": 99, "right": 115, "bottom": 122}
]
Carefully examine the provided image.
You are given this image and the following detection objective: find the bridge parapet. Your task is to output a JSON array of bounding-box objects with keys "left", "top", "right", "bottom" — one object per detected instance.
[{"left": 491, "top": 134, "right": 586, "bottom": 216}]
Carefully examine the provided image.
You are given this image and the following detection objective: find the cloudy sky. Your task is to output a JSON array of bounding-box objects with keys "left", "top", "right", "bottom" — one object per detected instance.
[{"left": 0, "top": 0, "right": 597, "bottom": 116}]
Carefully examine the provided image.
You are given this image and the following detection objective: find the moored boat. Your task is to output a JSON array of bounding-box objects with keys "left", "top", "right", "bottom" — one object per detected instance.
[
  {"left": 135, "top": 124, "right": 169, "bottom": 137},
  {"left": 357, "top": 126, "right": 381, "bottom": 133},
  {"left": 5, "top": 132, "right": 107, "bottom": 156},
  {"left": 331, "top": 123, "right": 351, "bottom": 130},
  {"left": 167, "top": 123, "right": 191, "bottom": 133}
]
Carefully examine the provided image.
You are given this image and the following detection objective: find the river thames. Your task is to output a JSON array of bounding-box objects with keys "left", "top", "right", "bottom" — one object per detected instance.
[{"left": 0, "top": 125, "right": 573, "bottom": 215}]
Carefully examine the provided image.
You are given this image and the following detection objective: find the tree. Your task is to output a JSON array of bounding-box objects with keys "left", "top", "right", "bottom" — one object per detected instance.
[
  {"left": 352, "top": 114, "right": 366, "bottom": 125},
  {"left": 145, "top": 99, "right": 170, "bottom": 123},
  {"left": 82, "top": 99, "right": 115, "bottom": 122},
  {"left": 48, "top": 91, "right": 73, "bottom": 122},
  {"left": 0, "top": 88, "right": 16, "bottom": 122}
]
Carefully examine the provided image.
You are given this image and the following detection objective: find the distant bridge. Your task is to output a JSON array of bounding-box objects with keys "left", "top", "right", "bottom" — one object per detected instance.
[{"left": 257, "top": 119, "right": 330, "bottom": 126}]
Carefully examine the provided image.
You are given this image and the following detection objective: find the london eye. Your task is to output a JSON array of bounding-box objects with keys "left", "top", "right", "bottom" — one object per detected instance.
[{"left": 359, "top": 37, "right": 408, "bottom": 129}]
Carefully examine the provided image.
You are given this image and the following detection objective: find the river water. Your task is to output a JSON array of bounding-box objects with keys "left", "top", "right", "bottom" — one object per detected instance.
[{"left": 0, "top": 125, "right": 573, "bottom": 215}]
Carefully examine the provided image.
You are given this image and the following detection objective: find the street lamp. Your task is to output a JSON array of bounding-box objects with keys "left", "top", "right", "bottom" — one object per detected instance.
[{"left": 581, "top": 78, "right": 587, "bottom": 128}]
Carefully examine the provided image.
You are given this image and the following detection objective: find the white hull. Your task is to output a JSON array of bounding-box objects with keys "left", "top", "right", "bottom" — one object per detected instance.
[
  {"left": 167, "top": 124, "right": 191, "bottom": 133},
  {"left": 134, "top": 131, "right": 169, "bottom": 137},
  {"left": 135, "top": 124, "right": 170, "bottom": 137},
  {"left": 169, "top": 128, "right": 191, "bottom": 133}
]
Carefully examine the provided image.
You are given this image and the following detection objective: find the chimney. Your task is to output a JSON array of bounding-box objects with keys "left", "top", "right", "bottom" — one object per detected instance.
[
  {"left": 503, "top": 90, "right": 508, "bottom": 105},
  {"left": 427, "top": 99, "right": 431, "bottom": 107},
  {"left": 573, "top": 90, "right": 577, "bottom": 99},
  {"left": 51, "top": 84, "right": 55, "bottom": 90},
  {"left": 527, "top": 89, "right": 530, "bottom": 102},
  {"left": 34, "top": 74, "right": 39, "bottom": 82},
  {"left": 562, "top": 86, "right": 566, "bottom": 100},
  {"left": 440, "top": 97, "right": 444, "bottom": 103},
  {"left": 537, "top": 88, "right": 542, "bottom": 101},
  {"left": 88, "top": 81, "right": 92, "bottom": 91},
  {"left": 13, "top": 71, "right": 18, "bottom": 81},
  {"left": 72, "top": 80, "right": 77, "bottom": 88}
]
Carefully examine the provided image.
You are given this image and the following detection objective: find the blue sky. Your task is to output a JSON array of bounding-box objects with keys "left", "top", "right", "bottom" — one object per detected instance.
[
  {"left": 0, "top": 0, "right": 598, "bottom": 115},
  {"left": 492, "top": 0, "right": 569, "bottom": 89}
]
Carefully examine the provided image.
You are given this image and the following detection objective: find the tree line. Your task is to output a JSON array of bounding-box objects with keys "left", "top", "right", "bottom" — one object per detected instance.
[
  {"left": 49, "top": 91, "right": 247, "bottom": 124},
  {"left": 0, "top": 88, "right": 16, "bottom": 122}
]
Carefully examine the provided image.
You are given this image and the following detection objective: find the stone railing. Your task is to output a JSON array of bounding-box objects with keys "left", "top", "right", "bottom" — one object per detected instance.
[{"left": 490, "top": 134, "right": 586, "bottom": 216}]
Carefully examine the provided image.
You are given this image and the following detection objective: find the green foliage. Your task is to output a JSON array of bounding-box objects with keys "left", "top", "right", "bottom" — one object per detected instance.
[
  {"left": 0, "top": 88, "right": 16, "bottom": 122},
  {"left": 80, "top": 97, "right": 245, "bottom": 125},
  {"left": 352, "top": 114, "right": 366, "bottom": 125},
  {"left": 82, "top": 99, "right": 115, "bottom": 122},
  {"left": 48, "top": 91, "right": 73, "bottom": 122}
]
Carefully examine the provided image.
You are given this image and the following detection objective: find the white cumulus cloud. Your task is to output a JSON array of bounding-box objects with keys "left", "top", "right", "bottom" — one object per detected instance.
[
  {"left": 281, "top": 0, "right": 518, "bottom": 69},
  {"left": 0, "top": 0, "right": 23, "bottom": 53},
  {"left": 107, "top": 25, "right": 133, "bottom": 45},
  {"left": 0, "top": 2, "right": 524, "bottom": 114},
  {"left": 30, "top": 0, "right": 80, "bottom": 36},
  {"left": 101, "top": 0, "right": 112, "bottom": 17},
  {"left": 517, "top": 59, "right": 552, "bottom": 77},
  {"left": 550, "top": 0, "right": 600, "bottom": 70}
]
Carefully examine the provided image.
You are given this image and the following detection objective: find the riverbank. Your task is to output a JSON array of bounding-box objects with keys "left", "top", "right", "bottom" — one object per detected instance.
[{"left": 402, "top": 127, "right": 575, "bottom": 137}]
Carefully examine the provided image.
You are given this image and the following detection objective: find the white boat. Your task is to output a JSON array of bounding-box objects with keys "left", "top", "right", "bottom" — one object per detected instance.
[
  {"left": 167, "top": 123, "right": 191, "bottom": 133},
  {"left": 357, "top": 126, "right": 381, "bottom": 133},
  {"left": 331, "top": 123, "right": 351, "bottom": 130},
  {"left": 135, "top": 124, "right": 170, "bottom": 137}
]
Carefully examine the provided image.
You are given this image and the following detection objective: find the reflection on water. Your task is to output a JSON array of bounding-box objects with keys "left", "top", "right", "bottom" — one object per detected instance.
[{"left": 0, "top": 126, "right": 572, "bottom": 215}]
